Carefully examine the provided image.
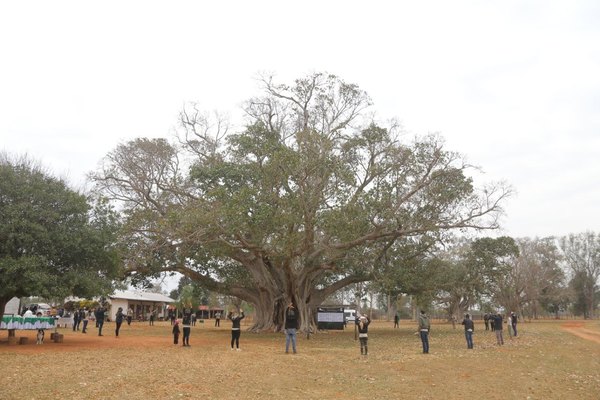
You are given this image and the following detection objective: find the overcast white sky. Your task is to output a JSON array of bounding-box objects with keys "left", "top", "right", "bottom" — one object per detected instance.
[{"left": 1, "top": 1, "right": 599, "bottom": 240}]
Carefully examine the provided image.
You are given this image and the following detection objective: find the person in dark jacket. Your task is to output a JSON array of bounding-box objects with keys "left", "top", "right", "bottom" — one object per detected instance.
[
  {"left": 418, "top": 310, "right": 431, "bottom": 354},
  {"left": 284, "top": 302, "right": 299, "bottom": 354},
  {"left": 72, "top": 308, "right": 80, "bottom": 332},
  {"left": 511, "top": 312, "right": 518, "bottom": 336},
  {"left": 172, "top": 319, "right": 180, "bottom": 345},
  {"left": 115, "top": 307, "right": 124, "bottom": 337},
  {"left": 483, "top": 313, "right": 490, "bottom": 331},
  {"left": 356, "top": 314, "right": 371, "bottom": 355},
  {"left": 228, "top": 309, "right": 245, "bottom": 350},
  {"left": 182, "top": 311, "right": 192, "bottom": 347},
  {"left": 77, "top": 308, "right": 85, "bottom": 331},
  {"left": 394, "top": 313, "right": 399, "bottom": 328},
  {"left": 461, "top": 313, "right": 474, "bottom": 349},
  {"left": 493, "top": 313, "right": 504, "bottom": 345},
  {"left": 96, "top": 306, "right": 106, "bottom": 336}
]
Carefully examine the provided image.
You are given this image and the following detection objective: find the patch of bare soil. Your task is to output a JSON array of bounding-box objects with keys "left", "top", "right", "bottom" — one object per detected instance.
[{"left": 561, "top": 321, "right": 600, "bottom": 344}]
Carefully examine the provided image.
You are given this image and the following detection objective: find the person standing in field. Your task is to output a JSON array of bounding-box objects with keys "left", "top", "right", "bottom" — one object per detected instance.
[
  {"left": 96, "top": 306, "right": 106, "bottom": 336},
  {"left": 461, "top": 313, "right": 474, "bottom": 349},
  {"left": 72, "top": 308, "right": 80, "bottom": 331},
  {"left": 182, "top": 311, "right": 191, "bottom": 347},
  {"left": 284, "top": 302, "right": 299, "bottom": 354},
  {"left": 77, "top": 308, "right": 85, "bottom": 331},
  {"left": 215, "top": 311, "right": 221, "bottom": 327},
  {"left": 356, "top": 314, "right": 371, "bottom": 355},
  {"left": 126, "top": 307, "right": 133, "bottom": 326},
  {"left": 493, "top": 313, "right": 504, "bottom": 345},
  {"left": 483, "top": 313, "right": 490, "bottom": 331},
  {"left": 511, "top": 312, "right": 518, "bottom": 336},
  {"left": 506, "top": 313, "right": 513, "bottom": 337},
  {"left": 115, "top": 307, "right": 124, "bottom": 337},
  {"left": 149, "top": 308, "right": 156, "bottom": 326},
  {"left": 172, "top": 319, "right": 180, "bottom": 345},
  {"left": 394, "top": 313, "right": 399, "bottom": 328},
  {"left": 228, "top": 309, "right": 245, "bottom": 351},
  {"left": 81, "top": 308, "right": 89, "bottom": 334},
  {"left": 418, "top": 310, "right": 431, "bottom": 354}
]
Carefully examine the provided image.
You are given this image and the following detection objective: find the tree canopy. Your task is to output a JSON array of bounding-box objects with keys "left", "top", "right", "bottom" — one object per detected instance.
[
  {"left": 91, "top": 72, "right": 511, "bottom": 331},
  {"left": 0, "top": 154, "right": 121, "bottom": 315}
]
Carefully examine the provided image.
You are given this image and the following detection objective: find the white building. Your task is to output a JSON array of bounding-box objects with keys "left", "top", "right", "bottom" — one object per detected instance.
[
  {"left": 108, "top": 290, "right": 175, "bottom": 321},
  {"left": 3, "top": 297, "right": 21, "bottom": 315}
]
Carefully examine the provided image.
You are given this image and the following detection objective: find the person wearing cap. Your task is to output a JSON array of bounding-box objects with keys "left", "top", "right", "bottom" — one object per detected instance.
[
  {"left": 418, "top": 310, "right": 431, "bottom": 354},
  {"left": 355, "top": 314, "right": 371, "bottom": 355},
  {"left": 461, "top": 313, "right": 474, "bottom": 349},
  {"left": 284, "top": 302, "right": 299, "bottom": 354}
]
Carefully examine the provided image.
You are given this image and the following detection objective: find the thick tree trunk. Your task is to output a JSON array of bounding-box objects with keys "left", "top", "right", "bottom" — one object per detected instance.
[
  {"left": 195, "top": 256, "right": 369, "bottom": 333},
  {"left": 0, "top": 297, "right": 9, "bottom": 317},
  {"left": 248, "top": 290, "right": 318, "bottom": 333}
]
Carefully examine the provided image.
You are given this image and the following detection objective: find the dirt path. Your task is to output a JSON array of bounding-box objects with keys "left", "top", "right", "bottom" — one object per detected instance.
[{"left": 561, "top": 321, "right": 600, "bottom": 344}]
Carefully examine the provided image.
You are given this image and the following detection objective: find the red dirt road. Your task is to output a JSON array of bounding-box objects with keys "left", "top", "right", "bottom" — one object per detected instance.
[{"left": 561, "top": 321, "right": 600, "bottom": 344}]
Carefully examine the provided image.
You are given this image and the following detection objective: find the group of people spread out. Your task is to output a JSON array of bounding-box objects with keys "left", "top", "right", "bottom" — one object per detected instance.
[
  {"left": 61, "top": 303, "right": 520, "bottom": 355},
  {"left": 358, "top": 310, "right": 519, "bottom": 356},
  {"left": 416, "top": 310, "right": 520, "bottom": 354},
  {"left": 69, "top": 306, "right": 141, "bottom": 337},
  {"left": 171, "top": 302, "right": 301, "bottom": 353},
  {"left": 70, "top": 306, "right": 108, "bottom": 336}
]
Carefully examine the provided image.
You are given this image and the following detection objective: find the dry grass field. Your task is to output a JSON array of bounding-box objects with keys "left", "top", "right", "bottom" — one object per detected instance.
[{"left": 1, "top": 318, "right": 599, "bottom": 400}]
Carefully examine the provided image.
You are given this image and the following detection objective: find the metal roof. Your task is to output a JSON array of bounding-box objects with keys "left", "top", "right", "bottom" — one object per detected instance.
[{"left": 109, "top": 290, "right": 175, "bottom": 303}]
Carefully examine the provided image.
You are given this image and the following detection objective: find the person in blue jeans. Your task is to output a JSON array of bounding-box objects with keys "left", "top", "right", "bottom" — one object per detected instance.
[
  {"left": 284, "top": 302, "right": 299, "bottom": 354},
  {"left": 461, "top": 313, "right": 474, "bottom": 349},
  {"left": 418, "top": 310, "right": 430, "bottom": 354}
]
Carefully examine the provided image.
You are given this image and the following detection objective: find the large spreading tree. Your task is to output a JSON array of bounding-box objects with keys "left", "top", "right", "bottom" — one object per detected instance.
[
  {"left": 0, "top": 154, "right": 121, "bottom": 315},
  {"left": 91, "top": 73, "right": 510, "bottom": 331}
]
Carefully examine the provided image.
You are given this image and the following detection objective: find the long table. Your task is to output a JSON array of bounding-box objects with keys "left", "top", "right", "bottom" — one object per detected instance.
[{"left": 1, "top": 316, "right": 56, "bottom": 330}]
